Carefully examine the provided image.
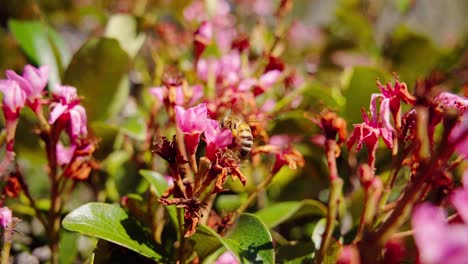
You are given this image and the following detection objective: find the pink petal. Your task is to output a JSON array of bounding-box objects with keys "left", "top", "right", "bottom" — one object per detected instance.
[
  {"left": 175, "top": 86, "right": 185, "bottom": 106},
  {"left": 204, "top": 119, "right": 220, "bottom": 144},
  {"left": 56, "top": 143, "right": 76, "bottom": 165},
  {"left": 49, "top": 103, "right": 68, "bottom": 124},
  {"left": 379, "top": 127, "right": 393, "bottom": 149},
  {"left": 380, "top": 98, "right": 394, "bottom": 132},
  {"left": 69, "top": 107, "right": 84, "bottom": 138},
  {"left": 149, "top": 86, "right": 166, "bottom": 104},
  {"left": 0, "top": 207, "right": 12, "bottom": 228},
  {"left": 259, "top": 70, "right": 281, "bottom": 89},
  {"left": 412, "top": 203, "right": 446, "bottom": 264},
  {"left": 370, "top": 93, "right": 384, "bottom": 124},
  {"left": 214, "top": 129, "right": 233, "bottom": 148},
  {"left": 238, "top": 78, "right": 257, "bottom": 91},
  {"left": 6, "top": 70, "right": 33, "bottom": 96},
  {"left": 452, "top": 186, "right": 468, "bottom": 224},
  {"left": 0, "top": 80, "right": 27, "bottom": 112},
  {"left": 23, "top": 64, "right": 49, "bottom": 97}
]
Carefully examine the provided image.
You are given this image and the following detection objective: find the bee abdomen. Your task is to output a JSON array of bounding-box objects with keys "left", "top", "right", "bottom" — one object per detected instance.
[{"left": 237, "top": 126, "right": 253, "bottom": 158}]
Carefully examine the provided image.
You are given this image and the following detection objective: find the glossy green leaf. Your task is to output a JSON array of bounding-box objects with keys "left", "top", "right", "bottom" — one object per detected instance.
[
  {"left": 8, "top": 20, "right": 70, "bottom": 86},
  {"left": 255, "top": 200, "right": 327, "bottom": 228},
  {"left": 63, "top": 37, "right": 130, "bottom": 121},
  {"left": 270, "top": 110, "right": 319, "bottom": 135},
  {"left": 191, "top": 214, "right": 275, "bottom": 263},
  {"left": 139, "top": 170, "right": 177, "bottom": 224},
  {"left": 105, "top": 14, "right": 146, "bottom": 58},
  {"left": 276, "top": 242, "right": 315, "bottom": 264},
  {"left": 62, "top": 203, "right": 164, "bottom": 261},
  {"left": 342, "top": 66, "right": 387, "bottom": 128},
  {"left": 120, "top": 115, "right": 147, "bottom": 141},
  {"left": 59, "top": 231, "right": 78, "bottom": 264}
]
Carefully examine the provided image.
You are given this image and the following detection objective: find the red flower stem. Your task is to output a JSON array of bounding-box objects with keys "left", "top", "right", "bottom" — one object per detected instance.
[
  {"left": 44, "top": 130, "right": 61, "bottom": 264},
  {"left": 315, "top": 177, "right": 343, "bottom": 264},
  {"left": 358, "top": 107, "right": 442, "bottom": 262},
  {"left": 315, "top": 139, "right": 343, "bottom": 264}
]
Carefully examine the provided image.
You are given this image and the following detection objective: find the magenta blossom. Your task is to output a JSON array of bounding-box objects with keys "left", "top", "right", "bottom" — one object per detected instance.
[
  {"left": 204, "top": 119, "right": 233, "bottom": 160},
  {"left": 412, "top": 203, "right": 468, "bottom": 264},
  {"left": 5, "top": 65, "right": 49, "bottom": 105},
  {"left": 175, "top": 103, "right": 208, "bottom": 155},
  {"left": 370, "top": 79, "right": 415, "bottom": 132},
  {"left": 348, "top": 109, "right": 393, "bottom": 167},
  {"left": 433, "top": 92, "right": 468, "bottom": 112},
  {"left": 0, "top": 80, "right": 27, "bottom": 151},
  {"left": 238, "top": 70, "right": 281, "bottom": 96},
  {"left": 0, "top": 80, "right": 27, "bottom": 120},
  {"left": 56, "top": 142, "right": 77, "bottom": 166},
  {"left": 451, "top": 171, "right": 468, "bottom": 223},
  {"left": 0, "top": 207, "right": 12, "bottom": 228},
  {"left": 49, "top": 85, "right": 88, "bottom": 141}
]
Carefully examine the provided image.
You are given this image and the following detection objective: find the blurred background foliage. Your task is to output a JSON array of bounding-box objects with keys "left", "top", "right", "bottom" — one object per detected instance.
[{"left": 0, "top": 0, "right": 467, "bottom": 262}]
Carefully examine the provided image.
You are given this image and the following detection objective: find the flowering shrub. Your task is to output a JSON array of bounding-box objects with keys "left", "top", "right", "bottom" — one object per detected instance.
[{"left": 0, "top": 1, "right": 467, "bottom": 264}]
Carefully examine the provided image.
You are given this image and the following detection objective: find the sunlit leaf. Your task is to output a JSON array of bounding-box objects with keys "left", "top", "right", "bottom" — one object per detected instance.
[
  {"left": 63, "top": 38, "right": 130, "bottom": 121},
  {"left": 139, "top": 170, "right": 177, "bottom": 225},
  {"left": 62, "top": 203, "right": 165, "bottom": 260},
  {"left": 191, "top": 214, "right": 275, "bottom": 263},
  {"left": 105, "top": 14, "right": 145, "bottom": 58},
  {"left": 342, "top": 66, "right": 387, "bottom": 128},
  {"left": 255, "top": 200, "right": 327, "bottom": 228},
  {"left": 8, "top": 20, "right": 70, "bottom": 87}
]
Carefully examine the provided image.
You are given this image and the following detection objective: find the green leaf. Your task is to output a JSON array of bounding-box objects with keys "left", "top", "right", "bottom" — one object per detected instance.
[
  {"left": 8, "top": 20, "right": 70, "bottom": 86},
  {"left": 270, "top": 110, "right": 319, "bottom": 135},
  {"left": 139, "top": 170, "right": 177, "bottom": 225},
  {"left": 276, "top": 242, "right": 315, "bottom": 264},
  {"left": 191, "top": 214, "right": 275, "bottom": 263},
  {"left": 255, "top": 200, "right": 327, "bottom": 228},
  {"left": 388, "top": 28, "right": 443, "bottom": 86},
  {"left": 120, "top": 115, "right": 147, "bottom": 141},
  {"left": 62, "top": 203, "right": 165, "bottom": 261},
  {"left": 59, "top": 231, "right": 79, "bottom": 264},
  {"left": 105, "top": 14, "right": 146, "bottom": 58},
  {"left": 342, "top": 66, "right": 387, "bottom": 128},
  {"left": 63, "top": 37, "right": 130, "bottom": 121}
]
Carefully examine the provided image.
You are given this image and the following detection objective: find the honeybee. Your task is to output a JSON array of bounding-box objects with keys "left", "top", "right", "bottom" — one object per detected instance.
[{"left": 219, "top": 110, "right": 254, "bottom": 158}]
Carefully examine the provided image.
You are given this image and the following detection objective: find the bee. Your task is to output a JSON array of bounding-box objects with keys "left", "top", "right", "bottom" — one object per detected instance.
[{"left": 219, "top": 110, "right": 254, "bottom": 158}]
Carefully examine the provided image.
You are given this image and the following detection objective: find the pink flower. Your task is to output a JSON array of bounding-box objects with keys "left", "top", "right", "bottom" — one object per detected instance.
[
  {"left": 0, "top": 80, "right": 27, "bottom": 119},
  {"left": 49, "top": 85, "right": 88, "bottom": 141},
  {"left": 238, "top": 70, "right": 281, "bottom": 96},
  {"left": 337, "top": 245, "right": 360, "bottom": 264},
  {"left": 0, "top": 207, "right": 12, "bottom": 228},
  {"left": 5, "top": 65, "right": 49, "bottom": 102},
  {"left": 451, "top": 171, "right": 468, "bottom": 223},
  {"left": 56, "top": 143, "right": 77, "bottom": 166},
  {"left": 204, "top": 119, "right": 233, "bottom": 160},
  {"left": 175, "top": 103, "right": 208, "bottom": 155},
  {"left": 370, "top": 79, "right": 415, "bottom": 132},
  {"left": 433, "top": 92, "right": 468, "bottom": 112},
  {"left": 348, "top": 109, "right": 393, "bottom": 166},
  {"left": 0, "top": 80, "right": 27, "bottom": 151},
  {"left": 253, "top": 0, "right": 275, "bottom": 16},
  {"left": 412, "top": 203, "right": 468, "bottom": 264},
  {"left": 449, "top": 112, "right": 468, "bottom": 159}
]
